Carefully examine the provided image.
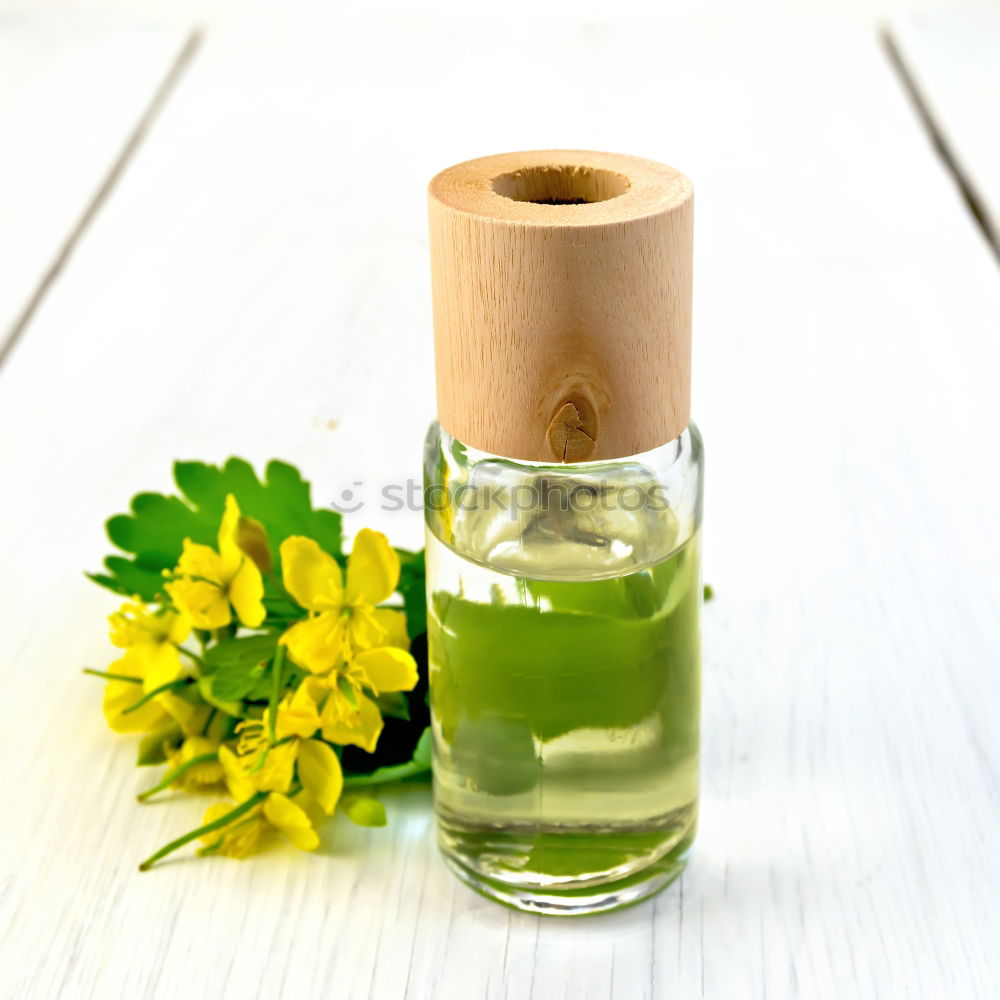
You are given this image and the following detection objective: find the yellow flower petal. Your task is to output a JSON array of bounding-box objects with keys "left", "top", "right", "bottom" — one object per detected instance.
[
  {"left": 110, "top": 601, "right": 191, "bottom": 648},
  {"left": 321, "top": 690, "right": 383, "bottom": 753},
  {"left": 371, "top": 608, "right": 409, "bottom": 650},
  {"left": 102, "top": 648, "right": 170, "bottom": 733},
  {"left": 157, "top": 691, "right": 204, "bottom": 735},
  {"left": 142, "top": 642, "right": 185, "bottom": 693},
  {"left": 217, "top": 494, "right": 245, "bottom": 580},
  {"left": 295, "top": 791, "right": 328, "bottom": 830},
  {"left": 219, "top": 745, "right": 257, "bottom": 802},
  {"left": 228, "top": 556, "right": 265, "bottom": 628},
  {"left": 180, "top": 735, "right": 220, "bottom": 759},
  {"left": 175, "top": 539, "right": 224, "bottom": 583},
  {"left": 103, "top": 676, "right": 170, "bottom": 734},
  {"left": 353, "top": 646, "right": 419, "bottom": 695},
  {"left": 280, "top": 537, "right": 343, "bottom": 612},
  {"left": 169, "top": 501, "right": 263, "bottom": 627},
  {"left": 275, "top": 683, "right": 322, "bottom": 740},
  {"left": 165, "top": 573, "right": 230, "bottom": 630},
  {"left": 296, "top": 738, "right": 344, "bottom": 814},
  {"left": 280, "top": 612, "right": 346, "bottom": 674},
  {"left": 254, "top": 739, "right": 297, "bottom": 793},
  {"left": 345, "top": 528, "right": 399, "bottom": 606},
  {"left": 263, "top": 793, "right": 320, "bottom": 851},
  {"left": 107, "top": 599, "right": 147, "bottom": 647},
  {"left": 200, "top": 802, "right": 237, "bottom": 846},
  {"left": 201, "top": 803, "right": 269, "bottom": 858},
  {"left": 169, "top": 737, "right": 224, "bottom": 790},
  {"left": 165, "top": 609, "right": 192, "bottom": 645},
  {"left": 221, "top": 818, "right": 270, "bottom": 858},
  {"left": 347, "top": 606, "right": 387, "bottom": 651}
]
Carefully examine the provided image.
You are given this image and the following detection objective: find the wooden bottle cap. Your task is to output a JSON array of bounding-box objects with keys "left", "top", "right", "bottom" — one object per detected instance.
[{"left": 428, "top": 149, "right": 693, "bottom": 463}]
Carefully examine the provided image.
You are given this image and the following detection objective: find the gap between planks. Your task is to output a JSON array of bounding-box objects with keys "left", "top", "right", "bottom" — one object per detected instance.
[
  {"left": 0, "top": 28, "right": 204, "bottom": 371},
  {"left": 879, "top": 26, "right": 1000, "bottom": 266}
]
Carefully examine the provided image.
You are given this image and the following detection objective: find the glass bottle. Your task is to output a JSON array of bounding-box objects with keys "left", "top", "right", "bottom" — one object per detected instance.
[{"left": 424, "top": 151, "right": 702, "bottom": 915}]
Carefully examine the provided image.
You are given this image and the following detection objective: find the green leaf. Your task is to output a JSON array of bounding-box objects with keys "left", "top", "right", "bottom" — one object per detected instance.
[
  {"left": 198, "top": 635, "right": 279, "bottom": 702},
  {"left": 203, "top": 634, "right": 278, "bottom": 673},
  {"left": 396, "top": 548, "right": 426, "bottom": 639},
  {"left": 196, "top": 676, "right": 243, "bottom": 716},
  {"left": 107, "top": 493, "right": 214, "bottom": 564},
  {"left": 89, "top": 458, "right": 343, "bottom": 599},
  {"left": 89, "top": 556, "right": 167, "bottom": 602},
  {"left": 341, "top": 795, "right": 387, "bottom": 827},
  {"left": 411, "top": 726, "right": 432, "bottom": 768},
  {"left": 173, "top": 460, "right": 231, "bottom": 510},
  {"left": 208, "top": 663, "right": 272, "bottom": 703},
  {"left": 262, "top": 597, "right": 302, "bottom": 620}
]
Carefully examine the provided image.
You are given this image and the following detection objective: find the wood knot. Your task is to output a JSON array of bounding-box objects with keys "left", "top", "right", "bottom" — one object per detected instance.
[{"left": 546, "top": 400, "right": 597, "bottom": 462}]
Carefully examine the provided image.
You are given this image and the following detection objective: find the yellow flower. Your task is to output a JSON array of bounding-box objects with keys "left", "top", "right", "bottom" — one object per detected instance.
[
  {"left": 107, "top": 599, "right": 191, "bottom": 693},
  {"left": 103, "top": 672, "right": 169, "bottom": 734},
  {"left": 165, "top": 737, "right": 225, "bottom": 792},
  {"left": 372, "top": 607, "right": 409, "bottom": 650},
  {"left": 279, "top": 530, "right": 399, "bottom": 673},
  {"left": 304, "top": 644, "right": 419, "bottom": 753},
  {"left": 165, "top": 494, "right": 266, "bottom": 630},
  {"left": 204, "top": 711, "right": 340, "bottom": 858},
  {"left": 109, "top": 598, "right": 190, "bottom": 650},
  {"left": 220, "top": 741, "right": 297, "bottom": 796},
  {"left": 101, "top": 607, "right": 202, "bottom": 735},
  {"left": 223, "top": 684, "right": 345, "bottom": 816},
  {"left": 318, "top": 677, "right": 384, "bottom": 753},
  {"left": 102, "top": 673, "right": 202, "bottom": 735},
  {"left": 198, "top": 794, "right": 320, "bottom": 858}
]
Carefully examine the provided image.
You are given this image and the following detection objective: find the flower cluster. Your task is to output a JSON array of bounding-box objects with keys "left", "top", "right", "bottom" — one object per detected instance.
[{"left": 86, "top": 460, "right": 428, "bottom": 870}]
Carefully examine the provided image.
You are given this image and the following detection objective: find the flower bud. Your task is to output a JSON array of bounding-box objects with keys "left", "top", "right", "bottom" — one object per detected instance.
[{"left": 236, "top": 516, "right": 273, "bottom": 573}]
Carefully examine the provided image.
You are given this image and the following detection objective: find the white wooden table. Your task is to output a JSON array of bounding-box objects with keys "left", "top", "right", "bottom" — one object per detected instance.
[{"left": 1, "top": 8, "right": 999, "bottom": 998}]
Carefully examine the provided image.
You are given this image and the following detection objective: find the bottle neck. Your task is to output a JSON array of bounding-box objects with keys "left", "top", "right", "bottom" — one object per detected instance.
[{"left": 424, "top": 421, "right": 703, "bottom": 580}]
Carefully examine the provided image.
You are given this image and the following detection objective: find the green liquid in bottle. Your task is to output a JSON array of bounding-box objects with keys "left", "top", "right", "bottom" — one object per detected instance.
[{"left": 427, "top": 529, "right": 701, "bottom": 913}]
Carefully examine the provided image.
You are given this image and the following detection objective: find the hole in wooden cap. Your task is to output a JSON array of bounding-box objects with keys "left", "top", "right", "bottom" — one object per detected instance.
[{"left": 492, "top": 165, "right": 630, "bottom": 205}]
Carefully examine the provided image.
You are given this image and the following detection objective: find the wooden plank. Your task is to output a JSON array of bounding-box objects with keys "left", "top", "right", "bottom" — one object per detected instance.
[
  {"left": 888, "top": 13, "right": 1000, "bottom": 251},
  {"left": 0, "top": 15, "right": 194, "bottom": 361},
  {"left": 1, "top": 13, "right": 999, "bottom": 999}
]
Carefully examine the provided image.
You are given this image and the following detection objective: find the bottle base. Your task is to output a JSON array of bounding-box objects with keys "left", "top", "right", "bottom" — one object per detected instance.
[
  {"left": 436, "top": 809, "right": 695, "bottom": 916},
  {"left": 440, "top": 842, "right": 691, "bottom": 916}
]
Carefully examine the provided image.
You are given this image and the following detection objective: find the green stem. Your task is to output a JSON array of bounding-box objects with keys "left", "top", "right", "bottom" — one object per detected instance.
[
  {"left": 201, "top": 707, "right": 218, "bottom": 737},
  {"left": 122, "top": 678, "right": 192, "bottom": 715},
  {"left": 245, "top": 736, "right": 291, "bottom": 776},
  {"left": 82, "top": 668, "right": 141, "bottom": 683},
  {"left": 268, "top": 644, "right": 285, "bottom": 742},
  {"left": 177, "top": 646, "right": 206, "bottom": 669},
  {"left": 138, "top": 792, "right": 266, "bottom": 871},
  {"left": 137, "top": 753, "right": 219, "bottom": 802}
]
